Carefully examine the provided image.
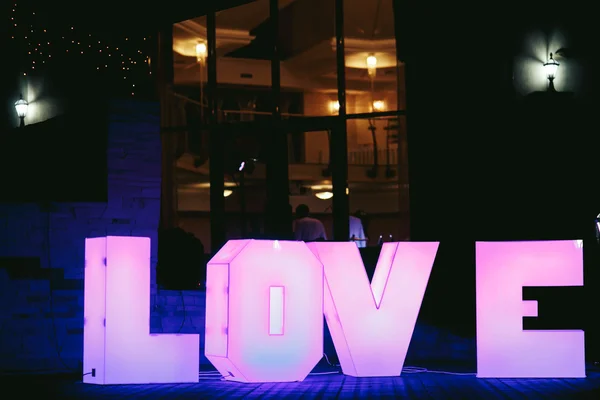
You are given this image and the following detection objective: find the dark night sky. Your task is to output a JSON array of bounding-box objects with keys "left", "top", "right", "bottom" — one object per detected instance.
[
  {"left": 3, "top": 0, "right": 160, "bottom": 102},
  {"left": 14, "top": 0, "right": 251, "bottom": 32},
  {"left": 2, "top": 0, "right": 256, "bottom": 98}
]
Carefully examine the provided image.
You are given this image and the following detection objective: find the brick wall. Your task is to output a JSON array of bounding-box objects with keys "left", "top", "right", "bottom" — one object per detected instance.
[
  {"left": 150, "top": 290, "right": 210, "bottom": 367},
  {"left": 0, "top": 100, "right": 170, "bottom": 372}
]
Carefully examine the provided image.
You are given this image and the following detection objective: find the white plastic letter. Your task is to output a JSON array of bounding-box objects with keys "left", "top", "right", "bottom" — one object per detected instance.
[
  {"left": 308, "top": 241, "right": 439, "bottom": 377},
  {"left": 476, "top": 240, "right": 585, "bottom": 378},
  {"left": 205, "top": 240, "right": 323, "bottom": 383},
  {"left": 83, "top": 236, "right": 199, "bottom": 384}
]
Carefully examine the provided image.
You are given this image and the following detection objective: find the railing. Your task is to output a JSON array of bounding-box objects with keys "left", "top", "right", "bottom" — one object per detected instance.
[
  {"left": 168, "top": 92, "right": 402, "bottom": 168},
  {"left": 309, "top": 147, "right": 398, "bottom": 166},
  {"left": 306, "top": 147, "right": 400, "bottom": 166},
  {"left": 349, "top": 147, "right": 398, "bottom": 166}
]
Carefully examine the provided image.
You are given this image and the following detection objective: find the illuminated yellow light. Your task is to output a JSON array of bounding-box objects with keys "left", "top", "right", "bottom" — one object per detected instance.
[
  {"left": 315, "top": 191, "right": 333, "bottom": 200},
  {"left": 312, "top": 186, "right": 349, "bottom": 199},
  {"left": 367, "top": 55, "right": 377, "bottom": 78},
  {"left": 372, "top": 100, "right": 385, "bottom": 111},
  {"left": 366, "top": 55, "right": 377, "bottom": 68},
  {"left": 329, "top": 101, "right": 340, "bottom": 114},
  {"left": 196, "top": 42, "right": 207, "bottom": 62}
]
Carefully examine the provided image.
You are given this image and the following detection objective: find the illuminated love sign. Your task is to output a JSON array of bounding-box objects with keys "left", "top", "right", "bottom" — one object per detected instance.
[
  {"left": 83, "top": 237, "right": 586, "bottom": 385},
  {"left": 205, "top": 239, "right": 586, "bottom": 382}
]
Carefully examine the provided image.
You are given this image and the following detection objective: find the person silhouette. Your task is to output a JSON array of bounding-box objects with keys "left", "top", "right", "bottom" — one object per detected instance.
[{"left": 293, "top": 204, "right": 327, "bottom": 241}]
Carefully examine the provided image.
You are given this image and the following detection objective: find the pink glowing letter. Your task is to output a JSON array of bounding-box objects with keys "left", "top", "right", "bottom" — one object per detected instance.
[
  {"left": 84, "top": 236, "right": 200, "bottom": 384},
  {"left": 476, "top": 240, "right": 585, "bottom": 378},
  {"left": 308, "top": 241, "right": 439, "bottom": 377},
  {"left": 205, "top": 240, "right": 323, "bottom": 383}
]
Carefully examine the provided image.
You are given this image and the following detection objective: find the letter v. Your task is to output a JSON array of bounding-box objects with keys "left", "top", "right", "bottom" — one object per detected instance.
[{"left": 307, "top": 241, "right": 439, "bottom": 377}]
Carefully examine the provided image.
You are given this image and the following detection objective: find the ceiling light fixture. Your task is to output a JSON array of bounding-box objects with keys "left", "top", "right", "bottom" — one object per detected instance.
[
  {"left": 372, "top": 100, "right": 385, "bottom": 111},
  {"left": 196, "top": 42, "right": 207, "bottom": 64},
  {"left": 315, "top": 191, "right": 333, "bottom": 200},
  {"left": 366, "top": 55, "right": 377, "bottom": 79},
  {"left": 330, "top": 101, "right": 340, "bottom": 114}
]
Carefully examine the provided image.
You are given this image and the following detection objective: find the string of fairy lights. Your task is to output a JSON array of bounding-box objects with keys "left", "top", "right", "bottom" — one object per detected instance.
[{"left": 9, "top": 1, "right": 153, "bottom": 96}]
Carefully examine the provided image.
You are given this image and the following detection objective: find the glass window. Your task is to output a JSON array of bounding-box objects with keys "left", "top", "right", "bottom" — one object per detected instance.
[{"left": 167, "top": 0, "right": 411, "bottom": 254}]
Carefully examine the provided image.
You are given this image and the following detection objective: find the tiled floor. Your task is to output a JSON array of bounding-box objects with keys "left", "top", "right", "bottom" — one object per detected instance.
[{"left": 4, "top": 366, "right": 600, "bottom": 399}]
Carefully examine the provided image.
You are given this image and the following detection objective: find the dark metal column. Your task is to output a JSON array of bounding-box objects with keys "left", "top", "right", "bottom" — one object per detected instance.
[
  {"left": 266, "top": 0, "right": 291, "bottom": 238},
  {"left": 392, "top": 0, "right": 406, "bottom": 113},
  {"left": 157, "top": 25, "right": 178, "bottom": 231},
  {"left": 207, "top": 11, "right": 226, "bottom": 253},
  {"left": 332, "top": 0, "right": 350, "bottom": 241},
  {"left": 392, "top": 0, "right": 411, "bottom": 236}
]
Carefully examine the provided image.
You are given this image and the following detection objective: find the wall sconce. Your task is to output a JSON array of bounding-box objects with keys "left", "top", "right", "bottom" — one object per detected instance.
[
  {"left": 329, "top": 101, "right": 340, "bottom": 114},
  {"left": 15, "top": 94, "right": 29, "bottom": 128},
  {"left": 543, "top": 53, "right": 559, "bottom": 92},
  {"left": 366, "top": 55, "right": 377, "bottom": 79},
  {"left": 223, "top": 189, "right": 233, "bottom": 198},
  {"left": 372, "top": 100, "right": 385, "bottom": 112},
  {"left": 196, "top": 42, "right": 207, "bottom": 64}
]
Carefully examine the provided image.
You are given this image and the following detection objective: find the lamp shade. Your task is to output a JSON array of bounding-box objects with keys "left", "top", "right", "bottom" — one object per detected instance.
[
  {"left": 543, "top": 53, "right": 559, "bottom": 79},
  {"left": 315, "top": 191, "right": 333, "bottom": 200},
  {"left": 15, "top": 97, "right": 28, "bottom": 118}
]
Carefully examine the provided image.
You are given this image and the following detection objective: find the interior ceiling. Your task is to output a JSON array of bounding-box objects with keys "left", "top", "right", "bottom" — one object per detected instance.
[
  {"left": 222, "top": 0, "right": 397, "bottom": 60},
  {"left": 195, "top": 0, "right": 396, "bottom": 40},
  {"left": 173, "top": 0, "right": 398, "bottom": 76},
  {"left": 343, "top": 0, "right": 396, "bottom": 39},
  {"left": 185, "top": 0, "right": 291, "bottom": 32},
  {"left": 217, "top": 0, "right": 297, "bottom": 30}
]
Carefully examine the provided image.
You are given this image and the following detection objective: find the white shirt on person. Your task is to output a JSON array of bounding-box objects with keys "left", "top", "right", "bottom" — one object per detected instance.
[
  {"left": 294, "top": 217, "right": 327, "bottom": 241},
  {"left": 349, "top": 215, "right": 367, "bottom": 248}
]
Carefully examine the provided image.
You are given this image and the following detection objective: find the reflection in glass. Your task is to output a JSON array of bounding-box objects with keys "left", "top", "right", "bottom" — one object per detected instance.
[{"left": 168, "top": 0, "right": 410, "bottom": 252}]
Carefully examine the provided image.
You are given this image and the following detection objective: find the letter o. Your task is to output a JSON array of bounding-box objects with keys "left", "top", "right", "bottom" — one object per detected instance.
[{"left": 205, "top": 240, "right": 324, "bottom": 383}]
